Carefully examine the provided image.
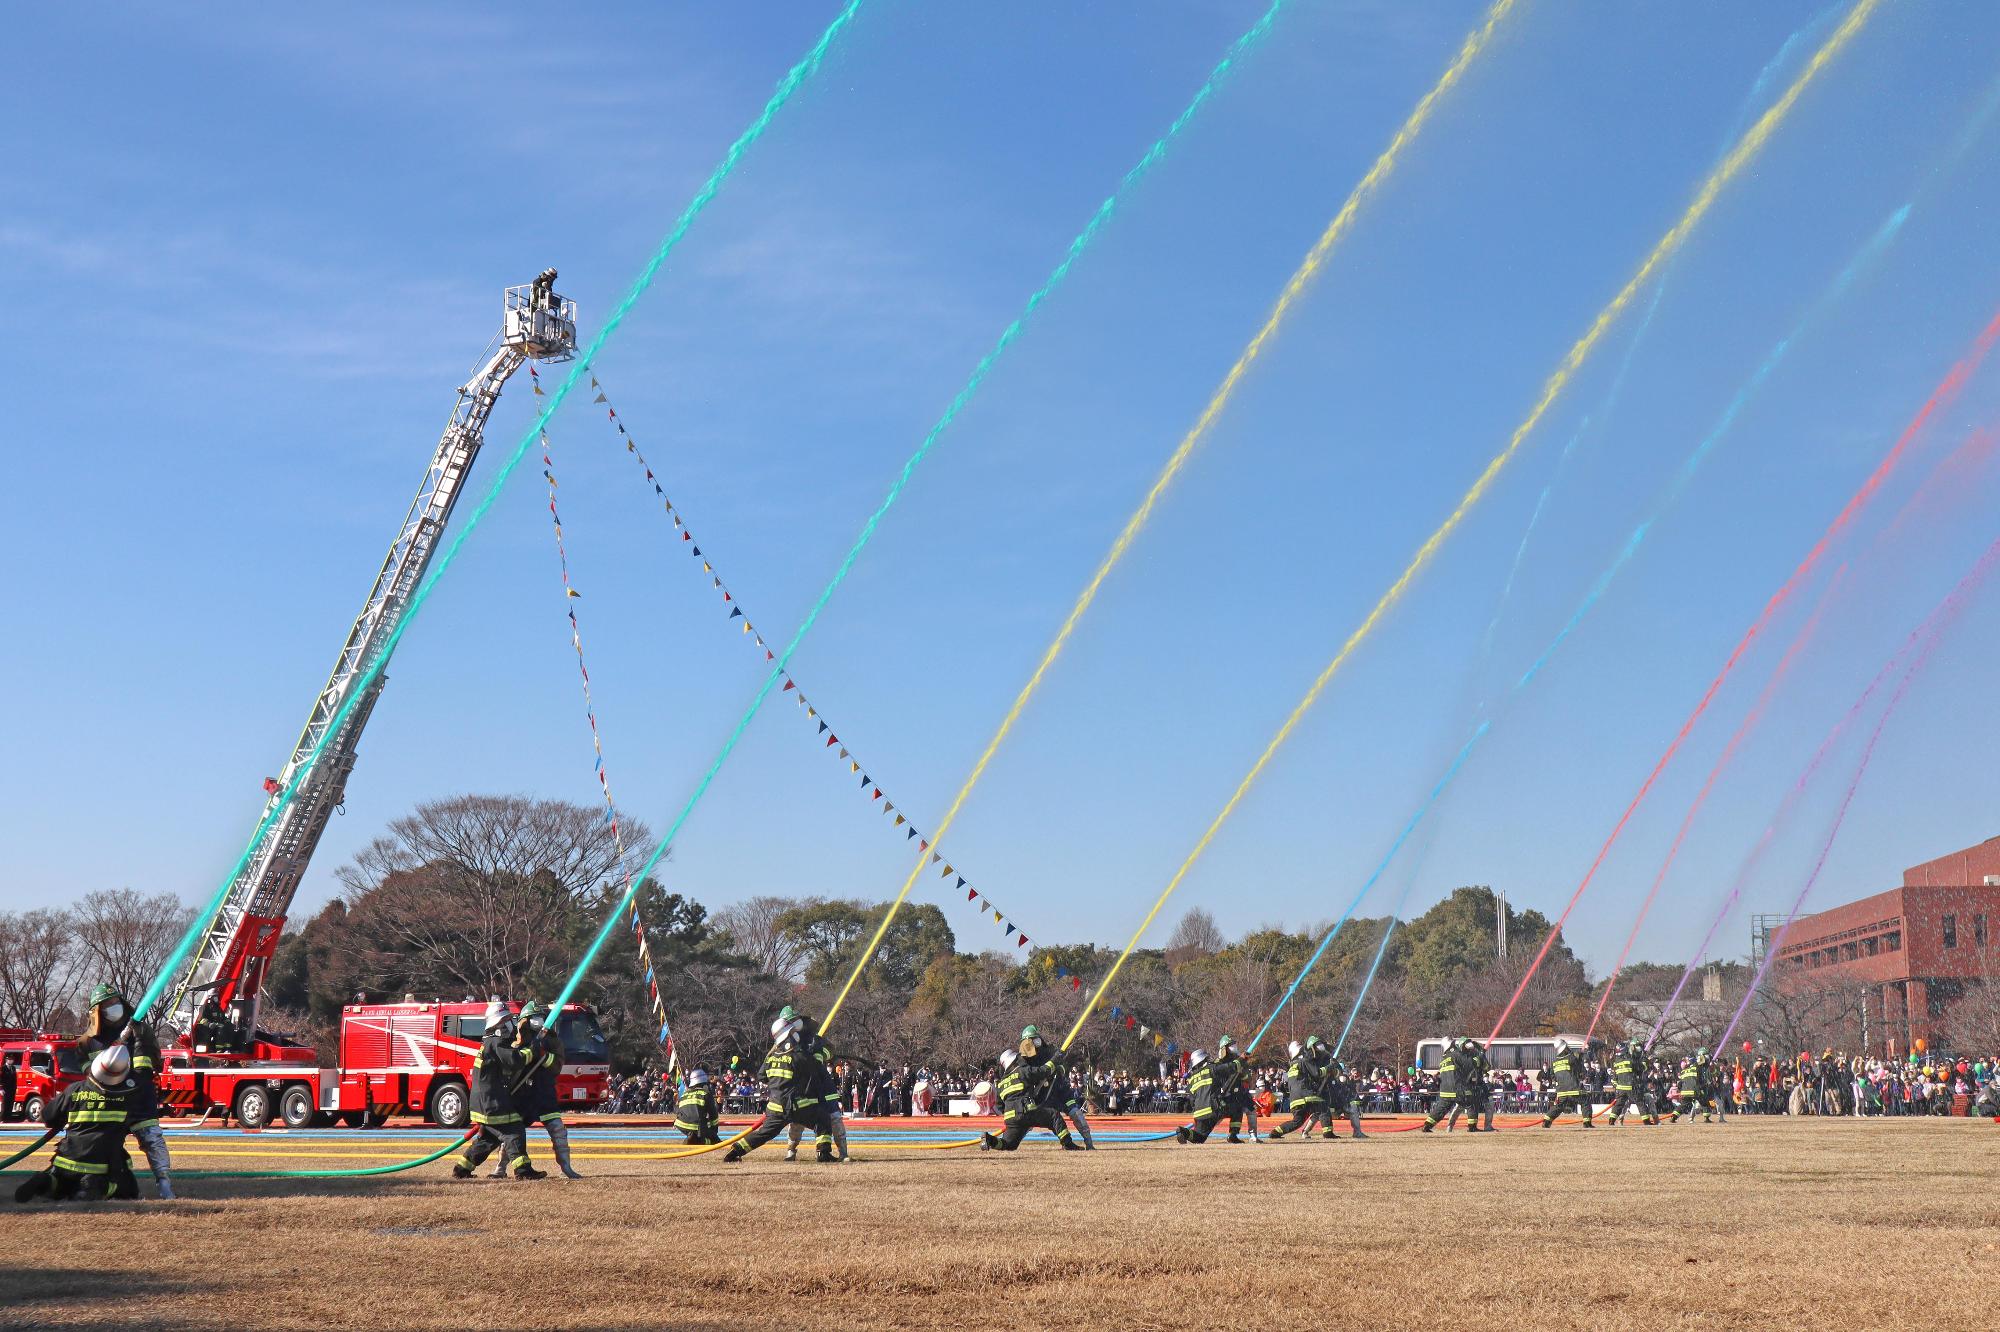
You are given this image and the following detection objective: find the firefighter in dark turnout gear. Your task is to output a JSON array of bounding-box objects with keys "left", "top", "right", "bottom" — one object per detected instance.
[
  {"left": 1325, "top": 1052, "right": 1368, "bottom": 1138},
  {"left": 1030, "top": 1026, "right": 1094, "bottom": 1149},
  {"left": 726, "top": 1010, "right": 833, "bottom": 1162},
  {"left": 13, "top": 1046, "right": 142, "bottom": 1203},
  {"left": 1174, "top": 1050, "right": 1229, "bottom": 1144},
  {"left": 1606, "top": 1042, "right": 1658, "bottom": 1126},
  {"left": 76, "top": 983, "right": 172, "bottom": 1199},
  {"left": 1210, "top": 1035, "right": 1260, "bottom": 1142},
  {"left": 489, "top": 1002, "right": 580, "bottom": 1179},
  {"left": 1538, "top": 1039, "right": 1594, "bottom": 1128},
  {"left": 982, "top": 1029, "right": 1081, "bottom": 1152},
  {"left": 452, "top": 1002, "right": 545, "bottom": 1179},
  {"left": 675, "top": 1069, "right": 721, "bottom": 1143},
  {"left": 784, "top": 1012, "right": 849, "bottom": 1161},
  {"left": 1669, "top": 1048, "right": 1726, "bottom": 1124},
  {"left": 1267, "top": 1039, "right": 1332, "bottom": 1139},
  {"left": 1421, "top": 1038, "right": 1462, "bottom": 1132},
  {"left": 1449, "top": 1038, "right": 1494, "bottom": 1132}
]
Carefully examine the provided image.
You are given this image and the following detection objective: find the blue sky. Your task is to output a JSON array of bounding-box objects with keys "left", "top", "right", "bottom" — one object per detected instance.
[{"left": 7, "top": 2, "right": 2000, "bottom": 980}]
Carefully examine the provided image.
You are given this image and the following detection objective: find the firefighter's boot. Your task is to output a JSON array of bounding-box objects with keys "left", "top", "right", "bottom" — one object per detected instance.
[{"left": 549, "top": 1121, "right": 583, "bottom": 1179}]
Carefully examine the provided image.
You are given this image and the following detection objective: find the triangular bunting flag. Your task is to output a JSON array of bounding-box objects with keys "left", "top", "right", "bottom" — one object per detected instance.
[
  {"left": 782, "top": 679, "right": 796, "bottom": 692},
  {"left": 729, "top": 607, "right": 743, "bottom": 619},
  {"left": 1017, "top": 933, "right": 1028, "bottom": 948},
  {"left": 967, "top": 887, "right": 978, "bottom": 902}
]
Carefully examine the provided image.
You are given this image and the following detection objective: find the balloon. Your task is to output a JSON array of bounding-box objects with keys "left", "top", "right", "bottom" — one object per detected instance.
[
  {"left": 1916, "top": 1038, "right": 1927, "bottom": 1052},
  {"left": 1742, "top": 1041, "right": 1753, "bottom": 1053}
]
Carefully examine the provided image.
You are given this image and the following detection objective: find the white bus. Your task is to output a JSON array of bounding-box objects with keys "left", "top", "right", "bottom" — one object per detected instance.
[{"left": 1414, "top": 1034, "right": 1591, "bottom": 1076}]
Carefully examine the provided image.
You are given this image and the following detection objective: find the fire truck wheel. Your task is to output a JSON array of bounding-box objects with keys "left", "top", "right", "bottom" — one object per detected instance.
[
  {"left": 429, "top": 1080, "right": 469, "bottom": 1130},
  {"left": 280, "top": 1085, "right": 314, "bottom": 1129},
  {"left": 22, "top": 1095, "right": 44, "bottom": 1124},
  {"left": 234, "top": 1084, "right": 273, "bottom": 1130}
]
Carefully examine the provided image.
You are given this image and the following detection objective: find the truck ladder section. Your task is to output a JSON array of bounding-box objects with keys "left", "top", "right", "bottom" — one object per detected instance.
[{"left": 162, "top": 276, "right": 577, "bottom": 1040}]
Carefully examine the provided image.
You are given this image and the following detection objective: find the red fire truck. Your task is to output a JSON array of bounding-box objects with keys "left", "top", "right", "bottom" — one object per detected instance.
[
  {"left": 0, "top": 1028, "right": 83, "bottom": 1124},
  {"left": 154, "top": 1001, "right": 611, "bottom": 1129}
]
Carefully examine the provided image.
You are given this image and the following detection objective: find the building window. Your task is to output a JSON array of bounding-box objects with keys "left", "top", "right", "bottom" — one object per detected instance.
[
  {"left": 1942, "top": 915, "right": 1956, "bottom": 949},
  {"left": 1978, "top": 914, "right": 1989, "bottom": 947},
  {"left": 1886, "top": 931, "right": 1901, "bottom": 952},
  {"left": 1864, "top": 935, "right": 1879, "bottom": 956}
]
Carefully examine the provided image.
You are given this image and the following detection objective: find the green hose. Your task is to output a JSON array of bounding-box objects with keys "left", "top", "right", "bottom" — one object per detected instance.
[
  {"left": 0, "top": 1130, "right": 55, "bottom": 1170},
  {"left": 175, "top": 1131, "right": 474, "bottom": 1180}
]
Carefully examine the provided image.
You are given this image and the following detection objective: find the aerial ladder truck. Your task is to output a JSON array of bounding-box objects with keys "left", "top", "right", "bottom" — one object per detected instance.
[{"left": 135, "top": 274, "right": 610, "bottom": 1128}]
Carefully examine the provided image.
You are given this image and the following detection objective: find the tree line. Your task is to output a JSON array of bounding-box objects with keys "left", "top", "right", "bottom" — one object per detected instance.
[{"left": 11, "top": 793, "right": 1990, "bottom": 1066}]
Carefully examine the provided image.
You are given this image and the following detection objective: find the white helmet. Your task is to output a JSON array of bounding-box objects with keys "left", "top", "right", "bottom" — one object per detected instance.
[
  {"left": 1554, "top": 1038, "right": 1571, "bottom": 1055},
  {"left": 770, "top": 1014, "right": 802, "bottom": 1045},
  {"left": 999, "top": 1048, "right": 1019, "bottom": 1072},
  {"left": 688, "top": 1069, "right": 711, "bottom": 1086},
  {"left": 1189, "top": 1049, "right": 1209, "bottom": 1070},
  {"left": 89, "top": 1046, "right": 131, "bottom": 1086},
  {"left": 483, "top": 1000, "right": 514, "bottom": 1032},
  {"left": 1288, "top": 1041, "right": 1303, "bottom": 1059}
]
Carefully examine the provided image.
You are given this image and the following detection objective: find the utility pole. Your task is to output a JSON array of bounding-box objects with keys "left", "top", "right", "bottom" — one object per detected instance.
[{"left": 1493, "top": 886, "right": 1507, "bottom": 962}]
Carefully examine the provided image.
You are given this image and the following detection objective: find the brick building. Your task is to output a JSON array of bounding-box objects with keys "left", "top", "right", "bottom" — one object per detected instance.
[{"left": 1770, "top": 835, "right": 2000, "bottom": 1050}]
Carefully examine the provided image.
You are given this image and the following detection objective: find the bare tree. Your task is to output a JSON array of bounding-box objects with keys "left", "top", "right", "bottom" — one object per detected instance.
[
  {"left": 1165, "top": 908, "right": 1226, "bottom": 967},
  {"left": 0, "top": 909, "right": 82, "bottom": 1029},
  {"left": 1944, "top": 942, "right": 2000, "bottom": 1053},
  {"left": 712, "top": 895, "right": 816, "bottom": 982},
  {"left": 69, "top": 889, "right": 195, "bottom": 1003},
  {"left": 336, "top": 793, "right": 646, "bottom": 908}
]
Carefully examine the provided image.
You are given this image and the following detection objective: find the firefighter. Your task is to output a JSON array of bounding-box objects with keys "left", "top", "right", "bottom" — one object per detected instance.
[
  {"left": 1421, "top": 1037, "right": 1462, "bottom": 1132},
  {"left": 452, "top": 1001, "right": 545, "bottom": 1180},
  {"left": 1022, "top": 1024, "right": 1094, "bottom": 1149},
  {"left": 76, "top": 984, "right": 172, "bottom": 1199},
  {"left": 1325, "top": 1052, "right": 1368, "bottom": 1139},
  {"left": 1538, "top": 1038, "right": 1594, "bottom": 1128},
  {"left": 1210, "top": 1035, "right": 1260, "bottom": 1143},
  {"left": 725, "top": 1010, "right": 833, "bottom": 1163},
  {"left": 1266, "top": 1039, "right": 1330, "bottom": 1140},
  {"left": 983, "top": 1030, "right": 1081, "bottom": 1152},
  {"left": 1606, "top": 1041, "right": 1658, "bottom": 1126},
  {"left": 1455, "top": 1037, "right": 1495, "bottom": 1132},
  {"left": 1173, "top": 1049, "right": 1225, "bottom": 1144},
  {"left": 13, "top": 1046, "right": 142, "bottom": 1203},
  {"left": 783, "top": 1012, "right": 848, "bottom": 1162},
  {"left": 675, "top": 1069, "right": 721, "bottom": 1143},
  {"left": 1670, "top": 1048, "right": 1726, "bottom": 1124},
  {"left": 489, "top": 1002, "right": 580, "bottom": 1179}
]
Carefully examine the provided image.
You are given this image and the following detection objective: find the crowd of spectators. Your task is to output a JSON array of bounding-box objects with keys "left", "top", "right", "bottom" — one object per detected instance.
[{"left": 599, "top": 1048, "right": 1998, "bottom": 1119}]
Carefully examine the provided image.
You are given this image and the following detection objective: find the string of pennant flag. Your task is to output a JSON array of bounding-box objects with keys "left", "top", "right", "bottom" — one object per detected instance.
[
  {"left": 533, "top": 363, "right": 679, "bottom": 1069},
  {"left": 590, "top": 375, "right": 1044, "bottom": 956}
]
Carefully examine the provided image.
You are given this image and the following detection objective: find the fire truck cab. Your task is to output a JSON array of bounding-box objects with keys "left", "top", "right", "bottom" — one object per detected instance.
[
  {"left": 0, "top": 1028, "right": 84, "bottom": 1124},
  {"left": 334, "top": 1000, "right": 610, "bottom": 1129},
  {"left": 155, "top": 1000, "right": 611, "bottom": 1129}
]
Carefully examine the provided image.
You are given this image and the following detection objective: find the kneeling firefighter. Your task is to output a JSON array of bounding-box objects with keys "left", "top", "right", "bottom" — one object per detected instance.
[
  {"left": 1174, "top": 1049, "right": 1228, "bottom": 1144},
  {"left": 13, "top": 1046, "right": 142, "bottom": 1203},
  {"left": 982, "top": 1028, "right": 1081, "bottom": 1152},
  {"left": 76, "top": 984, "right": 172, "bottom": 1199},
  {"left": 489, "top": 1002, "right": 580, "bottom": 1179},
  {"left": 452, "top": 1001, "right": 546, "bottom": 1180},
  {"left": 1210, "top": 1035, "right": 1260, "bottom": 1143},
  {"left": 675, "top": 1070, "right": 721, "bottom": 1144},
  {"left": 726, "top": 1009, "right": 833, "bottom": 1162}
]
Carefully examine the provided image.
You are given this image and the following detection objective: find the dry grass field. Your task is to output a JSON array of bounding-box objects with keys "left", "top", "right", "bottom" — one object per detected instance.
[{"left": 2, "top": 1115, "right": 1995, "bottom": 1330}]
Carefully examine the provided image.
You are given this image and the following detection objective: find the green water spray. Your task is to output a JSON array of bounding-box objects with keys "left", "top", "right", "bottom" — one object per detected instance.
[{"left": 136, "top": 2, "right": 867, "bottom": 1022}]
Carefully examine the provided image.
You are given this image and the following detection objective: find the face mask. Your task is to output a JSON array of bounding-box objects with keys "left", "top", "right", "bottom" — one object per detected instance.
[{"left": 103, "top": 1004, "right": 126, "bottom": 1025}]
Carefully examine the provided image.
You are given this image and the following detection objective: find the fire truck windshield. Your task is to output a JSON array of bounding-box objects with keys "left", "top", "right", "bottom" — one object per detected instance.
[
  {"left": 55, "top": 1047, "right": 81, "bottom": 1075},
  {"left": 556, "top": 1011, "right": 609, "bottom": 1063}
]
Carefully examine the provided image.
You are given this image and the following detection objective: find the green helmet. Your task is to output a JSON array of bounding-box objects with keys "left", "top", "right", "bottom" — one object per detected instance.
[
  {"left": 89, "top": 983, "right": 123, "bottom": 1010},
  {"left": 519, "top": 1000, "right": 550, "bottom": 1026},
  {"left": 1696, "top": 1047, "right": 1709, "bottom": 1062},
  {"left": 1305, "top": 1034, "right": 1325, "bottom": 1049},
  {"left": 778, "top": 1005, "right": 798, "bottom": 1022},
  {"left": 1459, "top": 1037, "right": 1478, "bottom": 1054},
  {"left": 1217, "top": 1034, "right": 1235, "bottom": 1051},
  {"left": 1021, "top": 1024, "right": 1040, "bottom": 1041}
]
